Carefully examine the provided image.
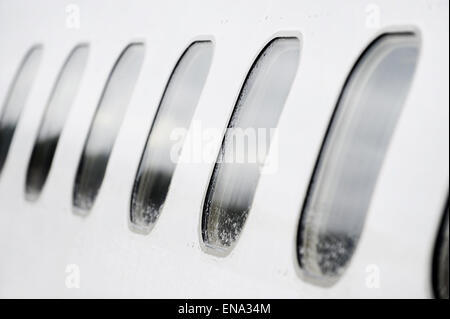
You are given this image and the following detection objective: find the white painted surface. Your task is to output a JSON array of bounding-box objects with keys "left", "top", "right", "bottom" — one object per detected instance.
[{"left": 0, "top": 0, "right": 448, "bottom": 298}]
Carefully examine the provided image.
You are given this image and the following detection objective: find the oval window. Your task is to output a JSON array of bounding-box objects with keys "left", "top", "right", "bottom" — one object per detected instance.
[
  {"left": 0, "top": 46, "right": 43, "bottom": 176},
  {"left": 73, "top": 43, "right": 145, "bottom": 214},
  {"left": 26, "top": 44, "right": 89, "bottom": 200},
  {"left": 297, "top": 33, "right": 420, "bottom": 284},
  {"left": 432, "top": 199, "right": 449, "bottom": 299},
  {"left": 130, "top": 41, "right": 213, "bottom": 233},
  {"left": 202, "top": 37, "right": 300, "bottom": 255}
]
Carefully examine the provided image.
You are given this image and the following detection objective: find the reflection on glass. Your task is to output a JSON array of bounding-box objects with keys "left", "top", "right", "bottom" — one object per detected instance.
[
  {"left": 297, "top": 33, "right": 420, "bottom": 285},
  {"left": 26, "top": 45, "right": 89, "bottom": 200},
  {"left": 202, "top": 37, "right": 300, "bottom": 254},
  {"left": 0, "top": 46, "right": 43, "bottom": 175},
  {"left": 130, "top": 41, "right": 213, "bottom": 233},
  {"left": 73, "top": 43, "right": 145, "bottom": 214}
]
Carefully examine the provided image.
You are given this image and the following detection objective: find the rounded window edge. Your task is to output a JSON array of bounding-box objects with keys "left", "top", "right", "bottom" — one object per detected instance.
[{"left": 296, "top": 31, "right": 421, "bottom": 286}]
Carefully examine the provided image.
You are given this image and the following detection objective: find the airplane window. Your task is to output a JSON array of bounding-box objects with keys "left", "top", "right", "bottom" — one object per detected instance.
[
  {"left": 432, "top": 199, "right": 449, "bottom": 299},
  {"left": 0, "top": 45, "right": 43, "bottom": 176},
  {"left": 73, "top": 43, "right": 145, "bottom": 214},
  {"left": 25, "top": 44, "right": 89, "bottom": 200},
  {"left": 296, "top": 33, "right": 420, "bottom": 285},
  {"left": 130, "top": 41, "right": 214, "bottom": 233},
  {"left": 202, "top": 37, "right": 300, "bottom": 255}
]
